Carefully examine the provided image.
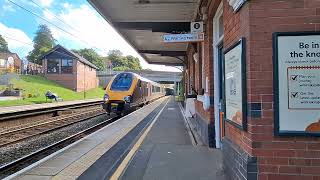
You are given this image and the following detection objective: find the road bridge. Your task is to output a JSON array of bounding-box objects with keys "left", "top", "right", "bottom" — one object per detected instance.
[{"left": 98, "top": 70, "right": 182, "bottom": 86}]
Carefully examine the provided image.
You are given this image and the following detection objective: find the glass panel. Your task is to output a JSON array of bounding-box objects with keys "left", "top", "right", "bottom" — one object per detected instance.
[
  {"left": 61, "top": 59, "right": 73, "bottom": 74},
  {"left": 218, "top": 15, "right": 224, "bottom": 38},
  {"left": 47, "top": 59, "right": 59, "bottom": 74},
  {"left": 152, "top": 85, "right": 160, "bottom": 93},
  {"left": 0, "top": 59, "right": 5, "bottom": 67},
  {"left": 110, "top": 73, "right": 133, "bottom": 91}
]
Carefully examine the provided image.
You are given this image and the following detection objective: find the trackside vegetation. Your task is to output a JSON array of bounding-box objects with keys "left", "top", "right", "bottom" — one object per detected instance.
[{"left": 0, "top": 75, "right": 104, "bottom": 107}]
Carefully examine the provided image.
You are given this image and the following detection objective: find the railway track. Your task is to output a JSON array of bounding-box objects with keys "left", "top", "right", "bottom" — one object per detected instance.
[
  {"left": 0, "top": 115, "right": 118, "bottom": 179},
  {"left": 0, "top": 106, "right": 105, "bottom": 148}
]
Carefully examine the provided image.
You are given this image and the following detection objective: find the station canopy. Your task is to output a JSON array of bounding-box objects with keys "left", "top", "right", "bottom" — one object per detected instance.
[{"left": 89, "top": 0, "right": 200, "bottom": 66}]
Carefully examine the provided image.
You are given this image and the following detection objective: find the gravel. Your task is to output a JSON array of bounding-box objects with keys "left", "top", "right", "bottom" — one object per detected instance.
[{"left": 0, "top": 113, "right": 111, "bottom": 167}]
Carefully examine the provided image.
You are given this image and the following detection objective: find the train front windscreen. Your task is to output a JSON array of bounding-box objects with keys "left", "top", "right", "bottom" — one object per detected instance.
[{"left": 110, "top": 73, "right": 133, "bottom": 91}]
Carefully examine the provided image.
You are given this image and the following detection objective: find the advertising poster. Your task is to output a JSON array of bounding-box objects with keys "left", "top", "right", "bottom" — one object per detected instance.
[
  {"left": 274, "top": 32, "right": 320, "bottom": 136},
  {"left": 224, "top": 38, "right": 246, "bottom": 129}
]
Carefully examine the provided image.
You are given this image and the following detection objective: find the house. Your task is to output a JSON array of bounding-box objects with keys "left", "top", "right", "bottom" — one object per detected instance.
[
  {"left": 41, "top": 45, "right": 99, "bottom": 92},
  {"left": 0, "top": 53, "right": 22, "bottom": 73}
]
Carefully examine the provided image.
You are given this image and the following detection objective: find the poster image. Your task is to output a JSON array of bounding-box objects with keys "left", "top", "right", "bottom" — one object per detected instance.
[
  {"left": 224, "top": 38, "right": 247, "bottom": 130},
  {"left": 274, "top": 32, "right": 320, "bottom": 136}
]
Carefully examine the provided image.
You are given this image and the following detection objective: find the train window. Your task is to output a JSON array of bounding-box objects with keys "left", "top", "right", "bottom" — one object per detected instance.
[
  {"left": 152, "top": 85, "right": 160, "bottom": 93},
  {"left": 111, "top": 73, "right": 133, "bottom": 91}
]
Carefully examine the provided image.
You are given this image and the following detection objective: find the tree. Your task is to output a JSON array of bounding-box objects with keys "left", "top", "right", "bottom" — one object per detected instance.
[
  {"left": 126, "top": 55, "right": 142, "bottom": 70},
  {"left": 107, "top": 49, "right": 124, "bottom": 68},
  {"left": 0, "top": 34, "right": 10, "bottom": 53},
  {"left": 28, "top": 24, "right": 55, "bottom": 64},
  {"left": 72, "top": 48, "right": 106, "bottom": 71},
  {"left": 107, "top": 49, "right": 142, "bottom": 71}
]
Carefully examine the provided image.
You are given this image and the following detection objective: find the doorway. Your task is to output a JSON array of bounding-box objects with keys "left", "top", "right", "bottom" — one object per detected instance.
[{"left": 213, "top": 2, "right": 224, "bottom": 148}]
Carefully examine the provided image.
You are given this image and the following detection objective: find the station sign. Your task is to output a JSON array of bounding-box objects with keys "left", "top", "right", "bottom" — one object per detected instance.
[
  {"left": 163, "top": 33, "right": 204, "bottom": 43},
  {"left": 224, "top": 38, "right": 247, "bottom": 130},
  {"left": 191, "top": 22, "right": 203, "bottom": 33},
  {"left": 274, "top": 32, "right": 320, "bottom": 136}
]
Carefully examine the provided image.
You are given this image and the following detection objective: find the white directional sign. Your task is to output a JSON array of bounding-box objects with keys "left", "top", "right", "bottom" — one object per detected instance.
[{"left": 163, "top": 33, "right": 204, "bottom": 43}]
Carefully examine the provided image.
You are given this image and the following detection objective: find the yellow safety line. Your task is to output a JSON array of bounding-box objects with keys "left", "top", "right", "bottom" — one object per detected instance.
[{"left": 110, "top": 97, "right": 169, "bottom": 180}]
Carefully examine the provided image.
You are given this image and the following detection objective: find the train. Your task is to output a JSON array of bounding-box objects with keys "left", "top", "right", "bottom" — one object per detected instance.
[{"left": 102, "top": 72, "right": 166, "bottom": 116}]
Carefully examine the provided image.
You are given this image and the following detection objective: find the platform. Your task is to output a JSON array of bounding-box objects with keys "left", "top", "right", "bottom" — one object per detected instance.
[
  {"left": 8, "top": 97, "right": 225, "bottom": 180},
  {"left": 0, "top": 98, "right": 102, "bottom": 115}
]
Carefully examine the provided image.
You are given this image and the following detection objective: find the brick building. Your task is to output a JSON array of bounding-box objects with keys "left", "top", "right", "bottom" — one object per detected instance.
[
  {"left": 0, "top": 52, "right": 22, "bottom": 73},
  {"left": 41, "top": 45, "right": 99, "bottom": 92},
  {"left": 90, "top": 0, "right": 320, "bottom": 179}
]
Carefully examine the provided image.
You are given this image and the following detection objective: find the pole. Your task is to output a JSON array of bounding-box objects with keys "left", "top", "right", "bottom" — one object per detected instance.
[{"left": 83, "top": 64, "right": 86, "bottom": 99}]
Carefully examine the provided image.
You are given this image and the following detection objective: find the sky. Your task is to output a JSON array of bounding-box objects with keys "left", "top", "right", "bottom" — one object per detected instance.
[{"left": 0, "top": 0, "right": 181, "bottom": 72}]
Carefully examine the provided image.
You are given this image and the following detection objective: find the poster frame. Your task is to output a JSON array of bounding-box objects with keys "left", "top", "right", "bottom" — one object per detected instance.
[
  {"left": 223, "top": 38, "right": 247, "bottom": 131},
  {"left": 273, "top": 31, "right": 320, "bottom": 137}
]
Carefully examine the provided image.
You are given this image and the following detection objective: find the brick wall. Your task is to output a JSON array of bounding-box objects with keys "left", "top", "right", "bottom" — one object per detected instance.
[
  {"left": 76, "top": 61, "right": 98, "bottom": 92},
  {"left": 44, "top": 59, "right": 98, "bottom": 92},
  {"left": 186, "top": 0, "right": 320, "bottom": 179},
  {"left": 221, "top": 0, "right": 320, "bottom": 179},
  {"left": 44, "top": 59, "right": 77, "bottom": 90},
  {"left": 248, "top": 1, "right": 320, "bottom": 179},
  {"left": 222, "top": 0, "right": 251, "bottom": 153}
]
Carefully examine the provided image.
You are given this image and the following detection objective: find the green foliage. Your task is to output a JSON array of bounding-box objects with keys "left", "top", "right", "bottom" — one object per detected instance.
[
  {"left": 107, "top": 49, "right": 142, "bottom": 71},
  {"left": 27, "top": 25, "right": 56, "bottom": 64},
  {"left": 72, "top": 48, "right": 107, "bottom": 71},
  {"left": 0, "top": 34, "right": 10, "bottom": 53},
  {"left": 69, "top": 48, "right": 141, "bottom": 71},
  {"left": 0, "top": 75, "right": 104, "bottom": 107}
]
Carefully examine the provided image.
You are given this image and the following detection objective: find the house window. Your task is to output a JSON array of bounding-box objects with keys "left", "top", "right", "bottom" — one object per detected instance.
[
  {"left": 61, "top": 59, "right": 73, "bottom": 74},
  {"left": 0, "top": 59, "right": 5, "bottom": 67},
  {"left": 152, "top": 85, "right": 160, "bottom": 93},
  {"left": 47, "top": 59, "right": 60, "bottom": 74}
]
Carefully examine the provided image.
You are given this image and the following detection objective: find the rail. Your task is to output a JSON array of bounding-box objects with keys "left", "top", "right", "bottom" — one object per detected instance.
[
  {"left": 0, "top": 100, "right": 104, "bottom": 121},
  {"left": 0, "top": 115, "right": 118, "bottom": 179},
  {"left": 0, "top": 107, "right": 105, "bottom": 147}
]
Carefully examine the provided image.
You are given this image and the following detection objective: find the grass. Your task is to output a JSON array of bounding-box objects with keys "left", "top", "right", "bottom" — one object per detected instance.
[{"left": 0, "top": 75, "right": 105, "bottom": 107}]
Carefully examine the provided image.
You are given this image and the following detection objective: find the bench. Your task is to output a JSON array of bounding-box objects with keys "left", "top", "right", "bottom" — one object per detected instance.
[{"left": 45, "top": 91, "right": 63, "bottom": 102}]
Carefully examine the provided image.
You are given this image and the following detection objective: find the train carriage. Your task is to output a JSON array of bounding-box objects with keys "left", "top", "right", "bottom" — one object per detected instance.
[{"left": 102, "top": 72, "right": 165, "bottom": 115}]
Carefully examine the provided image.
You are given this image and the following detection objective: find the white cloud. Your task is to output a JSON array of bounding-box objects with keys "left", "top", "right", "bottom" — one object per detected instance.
[
  {"left": 0, "top": 23, "right": 33, "bottom": 57},
  {"left": 1, "top": 0, "right": 16, "bottom": 15},
  {"left": 42, "top": 4, "right": 180, "bottom": 72},
  {"left": 36, "top": 0, "right": 53, "bottom": 7},
  {"left": 62, "top": 2, "right": 71, "bottom": 9}
]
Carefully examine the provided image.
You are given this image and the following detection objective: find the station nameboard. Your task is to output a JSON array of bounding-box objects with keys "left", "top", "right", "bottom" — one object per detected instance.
[
  {"left": 224, "top": 38, "right": 247, "bottom": 130},
  {"left": 163, "top": 33, "right": 204, "bottom": 43},
  {"left": 274, "top": 32, "right": 320, "bottom": 136}
]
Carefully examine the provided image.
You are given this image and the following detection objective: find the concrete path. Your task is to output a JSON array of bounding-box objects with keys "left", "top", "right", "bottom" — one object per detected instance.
[{"left": 121, "top": 97, "right": 226, "bottom": 180}]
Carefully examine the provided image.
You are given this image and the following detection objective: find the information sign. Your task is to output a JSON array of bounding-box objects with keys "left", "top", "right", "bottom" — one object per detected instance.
[
  {"left": 274, "top": 32, "right": 320, "bottom": 136},
  {"left": 224, "top": 38, "right": 247, "bottom": 130},
  {"left": 163, "top": 33, "right": 204, "bottom": 43}
]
